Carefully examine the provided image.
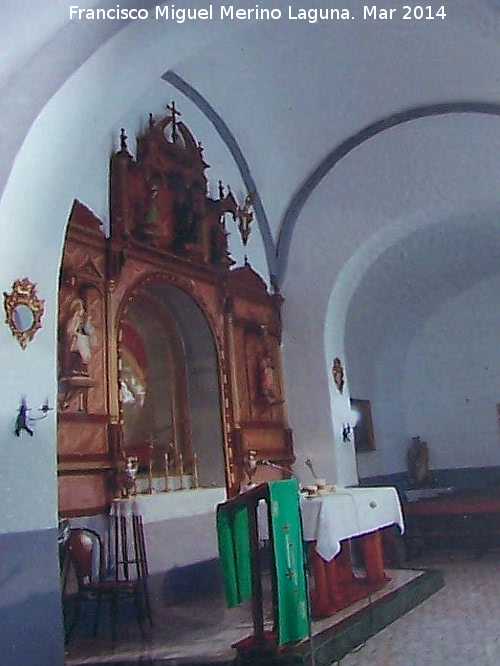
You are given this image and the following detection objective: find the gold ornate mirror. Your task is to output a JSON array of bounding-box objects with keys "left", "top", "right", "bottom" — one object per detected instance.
[{"left": 3, "top": 278, "right": 45, "bottom": 349}]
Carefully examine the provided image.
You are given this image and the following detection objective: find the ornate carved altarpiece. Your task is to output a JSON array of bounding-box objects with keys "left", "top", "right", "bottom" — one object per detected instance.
[{"left": 57, "top": 107, "right": 294, "bottom": 517}]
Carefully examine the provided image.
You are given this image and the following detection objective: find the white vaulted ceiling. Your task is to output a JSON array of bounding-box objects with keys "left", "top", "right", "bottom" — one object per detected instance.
[{"left": 1, "top": 1, "right": 500, "bottom": 280}]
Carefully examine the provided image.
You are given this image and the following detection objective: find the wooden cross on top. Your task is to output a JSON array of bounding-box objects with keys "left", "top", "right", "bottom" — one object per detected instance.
[{"left": 166, "top": 101, "right": 181, "bottom": 142}]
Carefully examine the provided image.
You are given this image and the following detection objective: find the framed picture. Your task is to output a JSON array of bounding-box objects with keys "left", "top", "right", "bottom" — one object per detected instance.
[{"left": 350, "top": 398, "right": 376, "bottom": 452}]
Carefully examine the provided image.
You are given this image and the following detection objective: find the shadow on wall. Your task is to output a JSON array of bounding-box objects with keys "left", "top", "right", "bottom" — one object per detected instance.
[{"left": 161, "top": 558, "right": 223, "bottom": 605}]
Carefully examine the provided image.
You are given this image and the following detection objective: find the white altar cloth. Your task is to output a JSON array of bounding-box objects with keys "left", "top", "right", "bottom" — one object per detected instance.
[
  {"left": 111, "top": 488, "right": 227, "bottom": 523},
  {"left": 299, "top": 486, "right": 404, "bottom": 561},
  {"left": 110, "top": 488, "right": 227, "bottom": 575}
]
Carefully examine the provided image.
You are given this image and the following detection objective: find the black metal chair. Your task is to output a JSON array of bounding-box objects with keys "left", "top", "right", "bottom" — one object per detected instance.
[
  {"left": 113, "top": 511, "right": 153, "bottom": 627},
  {"left": 64, "top": 527, "right": 148, "bottom": 643}
]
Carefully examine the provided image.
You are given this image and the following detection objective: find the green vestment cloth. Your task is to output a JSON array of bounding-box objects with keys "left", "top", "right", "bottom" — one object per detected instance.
[
  {"left": 267, "top": 479, "right": 309, "bottom": 645},
  {"left": 216, "top": 479, "right": 309, "bottom": 646},
  {"left": 216, "top": 502, "right": 253, "bottom": 607}
]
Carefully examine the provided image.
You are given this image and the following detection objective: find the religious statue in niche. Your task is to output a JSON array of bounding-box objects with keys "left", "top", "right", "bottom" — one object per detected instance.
[
  {"left": 173, "top": 183, "right": 202, "bottom": 249},
  {"left": 258, "top": 351, "right": 282, "bottom": 405},
  {"left": 119, "top": 321, "right": 148, "bottom": 426},
  {"left": 59, "top": 295, "right": 96, "bottom": 410},
  {"left": 138, "top": 183, "right": 161, "bottom": 245},
  {"left": 120, "top": 359, "right": 147, "bottom": 409},
  {"left": 64, "top": 297, "right": 96, "bottom": 376},
  {"left": 332, "top": 357, "right": 345, "bottom": 394}
]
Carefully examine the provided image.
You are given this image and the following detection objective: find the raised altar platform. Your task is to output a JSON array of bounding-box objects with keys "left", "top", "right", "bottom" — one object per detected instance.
[{"left": 65, "top": 565, "right": 443, "bottom": 666}]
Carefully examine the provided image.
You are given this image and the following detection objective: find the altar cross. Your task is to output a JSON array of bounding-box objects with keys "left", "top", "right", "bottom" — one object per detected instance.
[{"left": 166, "top": 101, "right": 181, "bottom": 142}]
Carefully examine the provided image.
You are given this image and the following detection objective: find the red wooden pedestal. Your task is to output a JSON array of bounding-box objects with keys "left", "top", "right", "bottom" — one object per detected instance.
[{"left": 309, "top": 529, "right": 389, "bottom": 618}]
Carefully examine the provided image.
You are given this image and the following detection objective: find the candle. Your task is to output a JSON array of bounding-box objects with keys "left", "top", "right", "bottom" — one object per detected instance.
[
  {"left": 179, "top": 453, "right": 184, "bottom": 490},
  {"left": 164, "top": 452, "right": 170, "bottom": 492},
  {"left": 193, "top": 453, "right": 199, "bottom": 489}
]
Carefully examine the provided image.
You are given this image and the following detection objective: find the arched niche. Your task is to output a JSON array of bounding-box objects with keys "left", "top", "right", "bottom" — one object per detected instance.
[{"left": 119, "top": 282, "right": 224, "bottom": 488}]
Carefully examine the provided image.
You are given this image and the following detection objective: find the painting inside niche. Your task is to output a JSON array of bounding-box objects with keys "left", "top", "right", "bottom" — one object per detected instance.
[
  {"left": 120, "top": 292, "right": 192, "bottom": 475},
  {"left": 120, "top": 320, "right": 147, "bottom": 427},
  {"left": 120, "top": 312, "right": 180, "bottom": 472}
]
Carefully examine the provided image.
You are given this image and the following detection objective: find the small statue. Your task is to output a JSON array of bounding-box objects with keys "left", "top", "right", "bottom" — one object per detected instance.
[
  {"left": 63, "top": 297, "right": 95, "bottom": 376},
  {"left": 259, "top": 352, "right": 281, "bottom": 405},
  {"left": 236, "top": 193, "right": 254, "bottom": 247},
  {"left": 407, "top": 436, "right": 430, "bottom": 488}
]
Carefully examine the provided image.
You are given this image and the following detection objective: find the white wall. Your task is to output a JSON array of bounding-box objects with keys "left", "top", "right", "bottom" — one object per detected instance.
[
  {"left": 354, "top": 271, "right": 500, "bottom": 479},
  {"left": 312, "top": 115, "right": 500, "bottom": 485},
  {"left": 403, "top": 275, "right": 500, "bottom": 470}
]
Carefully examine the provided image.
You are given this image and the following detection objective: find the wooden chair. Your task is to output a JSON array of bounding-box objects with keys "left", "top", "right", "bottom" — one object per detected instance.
[{"left": 64, "top": 527, "right": 148, "bottom": 643}]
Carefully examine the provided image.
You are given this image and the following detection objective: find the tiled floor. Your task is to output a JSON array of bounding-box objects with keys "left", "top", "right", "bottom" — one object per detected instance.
[
  {"left": 338, "top": 550, "right": 500, "bottom": 666},
  {"left": 64, "top": 564, "right": 271, "bottom": 665},
  {"left": 65, "top": 548, "right": 500, "bottom": 665}
]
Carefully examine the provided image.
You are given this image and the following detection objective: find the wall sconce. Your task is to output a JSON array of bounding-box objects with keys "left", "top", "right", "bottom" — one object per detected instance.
[
  {"left": 14, "top": 397, "right": 53, "bottom": 437},
  {"left": 342, "top": 423, "right": 353, "bottom": 443},
  {"left": 342, "top": 406, "right": 360, "bottom": 444}
]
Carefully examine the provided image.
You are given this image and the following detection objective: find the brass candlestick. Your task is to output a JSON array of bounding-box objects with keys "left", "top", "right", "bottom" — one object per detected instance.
[
  {"left": 121, "top": 455, "right": 138, "bottom": 498},
  {"left": 244, "top": 450, "right": 258, "bottom": 488},
  {"left": 193, "top": 453, "right": 199, "bottom": 489},
  {"left": 178, "top": 453, "right": 185, "bottom": 490},
  {"left": 164, "top": 453, "right": 170, "bottom": 492}
]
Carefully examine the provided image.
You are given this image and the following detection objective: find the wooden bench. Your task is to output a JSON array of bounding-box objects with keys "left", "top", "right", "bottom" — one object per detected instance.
[{"left": 403, "top": 489, "right": 500, "bottom": 558}]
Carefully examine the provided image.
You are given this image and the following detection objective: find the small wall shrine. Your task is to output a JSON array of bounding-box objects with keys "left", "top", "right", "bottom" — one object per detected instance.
[{"left": 57, "top": 104, "right": 294, "bottom": 517}]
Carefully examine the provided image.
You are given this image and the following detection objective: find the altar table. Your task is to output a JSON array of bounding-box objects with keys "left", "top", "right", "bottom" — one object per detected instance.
[
  {"left": 109, "top": 486, "right": 403, "bottom": 618},
  {"left": 300, "top": 486, "right": 404, "bottom": 617}
]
